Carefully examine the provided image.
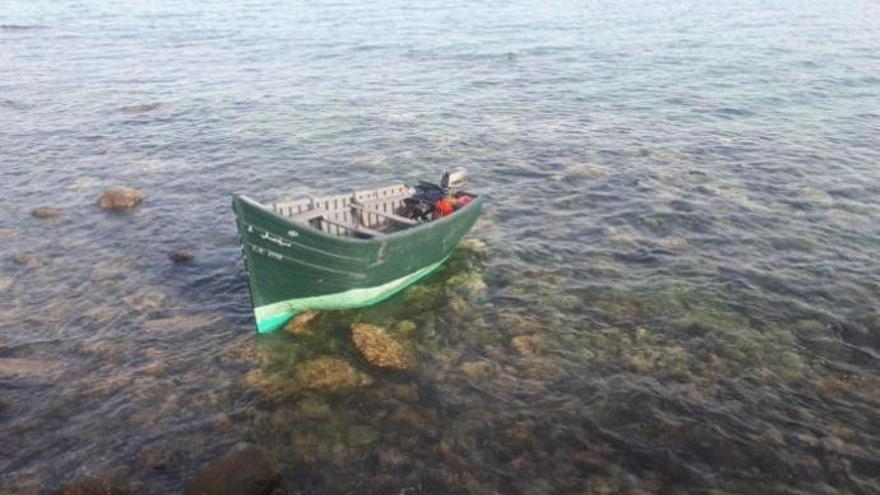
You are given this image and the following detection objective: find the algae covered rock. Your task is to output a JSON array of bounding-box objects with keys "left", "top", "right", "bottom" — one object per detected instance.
[
  {"left": 294, "top": 397, "right": 331, "bottom": 419},
  {"left": 243, "top": 369, "right": 297, "bottom": 398},
  {"left": 284, "top": 311, "right": 320, "bottom": 336},
  {"left": 446, "top": 271, "right": 488, "bottom": 296},
  {"left": 98, "top": 187, "right": 145, "bottom": 210},
  {"left": 296, "top": 356, "right": 374, "bottom": 391},
  {"left": 351, "top": 323, "right": 417, "bottom": 370},
  {"left": 460, "top": 360, "right": 492, "bottom": 379},
  {"left": 185, "top": 442, "right": 282, "bottom": 495},
  {"left": 511, "top": 335, "right": 542, "bottom": 358},
  {"left": 458, "top": 238, "right": 487, "bottom": 254}
]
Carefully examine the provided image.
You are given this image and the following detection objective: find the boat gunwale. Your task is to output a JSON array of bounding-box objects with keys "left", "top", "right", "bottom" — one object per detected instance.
[{"left": 234, "top": 191, "right": 482, "bottom": 245}]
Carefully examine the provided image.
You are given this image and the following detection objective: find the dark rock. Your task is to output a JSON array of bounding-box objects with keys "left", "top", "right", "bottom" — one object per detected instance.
[
  {"left": 168, "top": 251, "right": 194, "bottom": 263},
  {"left": 185, "top": 443, "right": 283, "bottom": 495},
  {"left": 97, "top": 187, "right": 145, "bottom": 210},
  {"left": 0, "top": 399, "right": 8, "bottom": 414},
  {"left": 31, "top": 207, "right": 61, "bottom": 219}
]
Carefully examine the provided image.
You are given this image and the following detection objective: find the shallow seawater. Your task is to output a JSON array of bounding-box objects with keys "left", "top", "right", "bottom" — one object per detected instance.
[{"left": 2, "top": 0, "right": 880, "bottom": 493}]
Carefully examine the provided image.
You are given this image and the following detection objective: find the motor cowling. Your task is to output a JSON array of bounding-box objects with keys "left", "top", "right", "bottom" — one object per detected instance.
[{"left": 441, "top": 167, "right": 467, "bottom": 194}]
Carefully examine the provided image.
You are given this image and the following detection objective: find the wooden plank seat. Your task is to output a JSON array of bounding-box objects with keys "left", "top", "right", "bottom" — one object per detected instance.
[
  {"left": 318, "top": 216, "right": 381, "bottom": 238},
  {"left": 350, "top": 199, "right": 417, "bottom": 226},
  {"left": 273, "top": 183, "right": 417, "bottom": 238}
]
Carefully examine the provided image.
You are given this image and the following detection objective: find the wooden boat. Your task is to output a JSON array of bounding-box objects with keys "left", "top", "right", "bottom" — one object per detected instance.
[{"left": 232, "top": 172, "right": 483, "bottom": 333}]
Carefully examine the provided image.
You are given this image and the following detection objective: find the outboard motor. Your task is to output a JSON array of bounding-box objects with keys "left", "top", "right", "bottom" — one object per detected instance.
[{"left": 441, "top": 167, "right": 467, "bottom": 195}]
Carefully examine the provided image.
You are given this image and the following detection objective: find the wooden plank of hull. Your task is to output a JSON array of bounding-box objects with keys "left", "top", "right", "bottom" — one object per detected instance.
[{"left": 232, "top": 192, "right": 483, "bottom": 332}]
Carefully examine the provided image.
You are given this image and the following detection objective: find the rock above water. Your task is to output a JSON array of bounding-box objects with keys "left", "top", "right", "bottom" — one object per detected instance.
[
  {"left": 295, "top": 356, "right": 373, "bottom": 391},
  {"left": 98, "top": 187, "right": 145, "bottom": 210},
  {"left": 351, "top": 323, "right": 417, "bottom": 370},
  {"left": 168, "top": 251, "right": 194, "bottom": 263},
  {"left": 31, "top": 207, "right": 60, "bottom": 219},
  {"left": 185, "top": 443, "right": 282, "bottom": 495},
  {"left": 284, "top": 311, "right": 319, "bottom": 336}
]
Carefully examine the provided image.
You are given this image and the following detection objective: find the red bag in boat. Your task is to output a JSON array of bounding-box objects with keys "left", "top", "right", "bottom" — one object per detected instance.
[
  {"left": 433, "top": 198, "right": 455, "bottom": 219},
  {"left": 457, "top": 195, "right": 473, "bottom": 207}
]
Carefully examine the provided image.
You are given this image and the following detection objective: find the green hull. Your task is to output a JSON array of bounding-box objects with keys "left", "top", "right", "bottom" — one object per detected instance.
[{"left": 232, "top": 192, "right": 483, "bottom": 332}]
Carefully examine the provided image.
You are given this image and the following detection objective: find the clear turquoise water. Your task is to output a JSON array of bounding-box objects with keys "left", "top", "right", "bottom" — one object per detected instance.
[{"left": 1, "top": 1, "right": 880, "bottom": 493}]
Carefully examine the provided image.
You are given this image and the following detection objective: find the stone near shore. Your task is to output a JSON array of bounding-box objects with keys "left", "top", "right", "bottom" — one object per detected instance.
[
  {"left": 31, "top": 207, "right": 60, "bottom": 219},
  {"left": 98, "top": 187, "right": 145, "bottom": 211},
  {"left": 168, "top": 251, "right": 194, "bottom": 263},
  {"left": 351, "top": 323, "right": 417, "bottom": 370},
  {"left": 185, "top": 443, "right": 283, "bottom": 495}
]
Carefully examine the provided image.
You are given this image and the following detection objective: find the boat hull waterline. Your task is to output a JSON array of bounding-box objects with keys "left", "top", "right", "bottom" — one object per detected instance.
[{"left": 232, "top": 193, "right": 483, "bottom": 332}]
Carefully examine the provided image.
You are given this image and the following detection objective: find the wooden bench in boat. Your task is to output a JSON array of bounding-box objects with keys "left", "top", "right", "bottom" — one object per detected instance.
[{"left": 268, "top": 184, "right": 415, "bottom": 238}]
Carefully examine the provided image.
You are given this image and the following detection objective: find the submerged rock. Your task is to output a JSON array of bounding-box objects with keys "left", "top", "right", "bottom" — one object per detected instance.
[
  {"left": 11, "top": 254, "right": 42, "bottom": 268},
  {"left": 346, "top": 425, "right": 380, "bottom": 446},
  {"left": 351, "top": 323, "right": 417, "bottom": 370},
  {"left": 283, "top": 311, "right": 320, "bottom": 336},
  {"left": 119, "top": 103, "right": 162, "bottom": 114},
  {"left": 294, "top": 397, "right": 331, "bottom": 419},
  {"left": 243, "top": 369, "right": 297, "bottom": 398},
  {"left": 31, "top": 207, "right": 60, "bottom": 219},
  {"left": 57, "top": 473, "right": 129, "bottom": 495},
  {"left": 142, "top": 314, "right": 222, "bottom": 333},
  {"left": 460, "top": 360, "right": 492, "bottom": 379},
  {"left": 185, "top": 443, "right": 282, "bottom": 495},
  {"left": 657, "top": 236, "right": 688, "bottom": 251},
  {"left": 296, "top": 356, "right": 373, "bottom": 391},
  {"left": 447, "top": 271, "right": 488, "bottom": 297},
  {"left": 511, "top": 335, "right": 542, "bottom": 358},
  {"left": 135, "top": 445, "right": 177, "bottom": 471},
  {"left": 0, "top": 277, "right": 13, "bottom": 293},
  {"left": 168, "top": 251, "right": 194, "bottom": 263},
  {"left": 459, "top": 238, "right": 487, "bottom": 253},
  {"left": 98, "top": 187, "right": 145, "bottom": 210},
  {"left": 123, "top": 291, "right": 167, "bottom": 312},
  {"left": 0, "top": 358, "right": 65, "bottom": 381}
]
